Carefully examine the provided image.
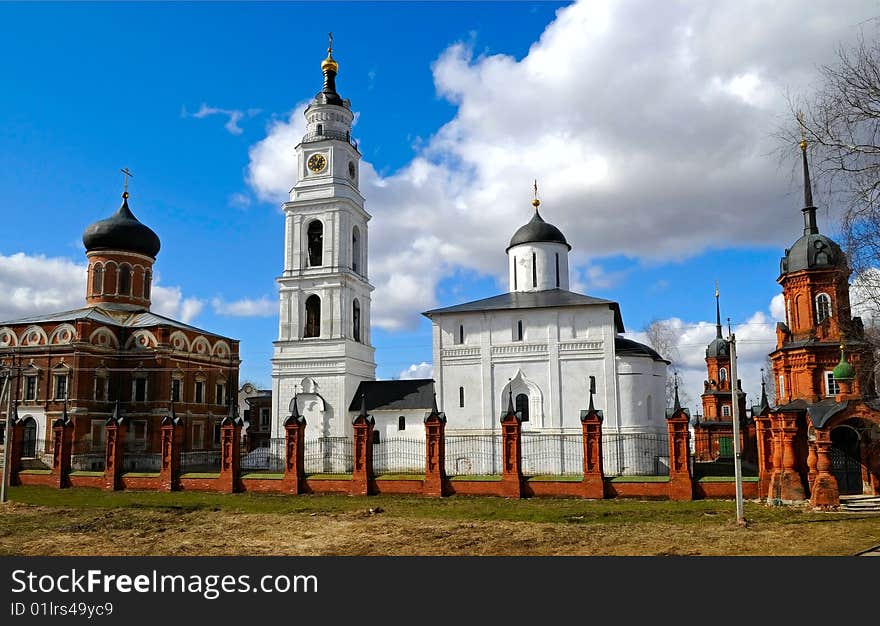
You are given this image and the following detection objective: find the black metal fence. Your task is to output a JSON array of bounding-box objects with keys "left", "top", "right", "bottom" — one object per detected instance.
[
  {"left": 521, "top": 433, "right": 584, "bottom": 476},
  {"left": 71, "top": 437, "right": 104, "bottom": 471},
  {"left": 240, "top": 438, "right": 286, "bottom": 473},
  {"left": 445, "top": 434, "right": 503, "bottom": 476},
  {"left": 180, "top": 450, "right": 221, "bottom": 473},
  {"left": 602, "top": 433, "right": 670, "bottom": 476},
  {"left": 372, "top": 437, "right": 425, "bottom": 475},
  {"left": 303, "top": 437, "right": 353, "bottom": 474}
]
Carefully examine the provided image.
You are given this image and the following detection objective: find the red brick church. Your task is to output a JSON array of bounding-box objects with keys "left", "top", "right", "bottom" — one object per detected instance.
[
  {"left": 753, "top": 137, "right": 880, "bottom": 506},
  {"left": 0, "top": 183, "right": 240, "bottom": 471}
]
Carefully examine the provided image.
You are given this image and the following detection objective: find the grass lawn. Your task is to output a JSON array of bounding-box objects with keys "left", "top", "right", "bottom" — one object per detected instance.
[{"left": 1, "top": 485, "right": 878, "bottom": 556}]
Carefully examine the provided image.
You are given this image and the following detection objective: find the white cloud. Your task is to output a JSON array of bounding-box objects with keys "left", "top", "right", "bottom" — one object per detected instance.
[
  {"left": 211, "top": 296, "right": 275, "bottom": 317},
  {"left": 228, "top": 192, "right": 251, "bottom": 209},
  {"left": 246, "top": 0, "right": 876, "bottom": 330},
  {"left": 398, "top": 361, "right": 434, "bottom": 380},
  {"left": 0, "top": 253, "right": 204, "bottom": 325},
  {"left": 186, "top": 103, "right": 261, "bottom": 135}
]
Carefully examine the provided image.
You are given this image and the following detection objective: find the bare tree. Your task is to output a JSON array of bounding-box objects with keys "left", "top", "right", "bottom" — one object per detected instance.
[
  {"left": 782, "top": 28, "right": 880, "bottom": 320},
  {"left": 643, "top": 318, "right": 691, "bottom": 409}
]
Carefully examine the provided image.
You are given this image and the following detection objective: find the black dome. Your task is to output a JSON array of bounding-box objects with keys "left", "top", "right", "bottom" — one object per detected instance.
[
  {"left": 82, "top": 193, "right": 161, "bottom": 258},
  {"left": 506, "top": 210, "right": 570, "bottom": 251},
  {"left": 615, "top": 337, "right": 669, "bottom": 363},
  {"left": 780, "top": 233, "right": 845, "bottom": 276},
  {"left": 706, "top": 337, "right": 729, "bottom": 358}
]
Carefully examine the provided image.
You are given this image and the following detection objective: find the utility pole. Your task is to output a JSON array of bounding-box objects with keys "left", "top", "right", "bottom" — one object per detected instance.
[
  {"left": 1, "top": 362, "right": 16, "bottom": 503},
  {"left": 729, "top": 332, "right": 745, "bottom": 525}
]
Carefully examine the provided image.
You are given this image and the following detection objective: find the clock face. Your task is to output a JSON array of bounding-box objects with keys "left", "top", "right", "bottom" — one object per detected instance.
[
  {"left": 348, "top": 161, "right": 356, "bottom": 179},
  {"left": 307, "top": 153, "right": 327, "bottom": 173}
]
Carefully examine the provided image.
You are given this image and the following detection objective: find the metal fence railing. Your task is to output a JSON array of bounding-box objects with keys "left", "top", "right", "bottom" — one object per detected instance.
[
  {"left": 240, "top": 438, "right": 286, "bottom": 473},
  {"left": 71, "top": 437, "right": 104, "bottom": 471},
  {"left": 444, "top": 434, "right": 503, "bottom": 476},
  {"left": 602, "top": 433, "right": 670, "bottom": 477},
  {"left": 180, "top": 450, "right": 221, "bottom": 473},
  {"left": 303, "top": 437, "right": 353, "bottom": 474},
  {"left": 521, "top": 432, "right": 584, "bottom": 476},
  {"left": 372, "top": 437, "right": 425, "bottom": 475}
]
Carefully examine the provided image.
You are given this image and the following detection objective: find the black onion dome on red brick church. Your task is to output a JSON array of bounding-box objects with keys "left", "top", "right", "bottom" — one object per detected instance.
[
  {"left": 82, "top": 191, "right": 161, "bottom": 259},
  {"left": 506, "top": 191, "right": 571, "bottom": 252}
]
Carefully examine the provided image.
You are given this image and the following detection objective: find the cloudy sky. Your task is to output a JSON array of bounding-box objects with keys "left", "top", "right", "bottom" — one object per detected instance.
[{"left": 2, "top": 1, "right": 878, "bottom": 411}]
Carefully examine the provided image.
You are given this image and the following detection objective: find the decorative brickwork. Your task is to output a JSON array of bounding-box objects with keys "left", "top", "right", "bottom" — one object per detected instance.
[
  {"left": 50, "top": 416, "right": 74, "bottom": 488},
  {"left": 423, "top": 397, "right": 446, "bottom": 497},
  {"left": 219, "top": 417, "right": 241, "bottom": 493}
]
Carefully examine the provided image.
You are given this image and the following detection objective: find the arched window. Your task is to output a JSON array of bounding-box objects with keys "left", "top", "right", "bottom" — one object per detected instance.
[
  {"left": 532, "top": 252, "right": 537, "bottom": 288},
  {"left": 21, "top": 417, "right": 37, "bottom": 458},
  {"left": 516, "top": 320, "right": 524, "bottom": 342},
  {"left": 778, "top": 374, "right": 785, "bottom": 399},
  {"left": 118, "top": 264, "right": 132, "bottom": 296},
  {"left": 305, "top": 295, "right": 321, "bottom": 338},
  {"left": 458, "top": 325, "right": 464, "bottom": 345},
  {"left": 815, "top": 293, "right": 832, "bottom": 323},
  {"left": 459, "top": 386, "right": 465, "bottom": 408},
  {"left": 316, "top": 123, "right": 323, "bottom": 136},
  {"left": 92, "top": 264, "right": 103, "bottom": 295},
  {"left": 307, "top": 221, "right": 323, "bottom": 267},
  {"left": 719, "top": 368, "right": 727, "bottom": 382},
  {"left": 353, "top": 299, "right": 361, "bottom": 342},
  {"left": 352, "top": 226, "right": 361, "bottom": 274},
  {"left": 513, "top": 257, "right": 518, "bottom": 290},
  {"left": 722, "top": 405, "right": 731, "bottom": 417},
  {"left": 398, "top": 416, "right": 406, "bottom": 431},
  {"left": 516, "top": 393, "right": 529, "bottom": 422},
  {"left": 555, "top": 253, "right": 560, "bottom": 288},
  {"left": 144, "top": 271, "right": 151, "bottom": 299}
]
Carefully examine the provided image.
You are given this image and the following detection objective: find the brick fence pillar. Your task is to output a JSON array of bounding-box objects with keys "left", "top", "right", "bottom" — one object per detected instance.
[
  {"left": 579, "top": 405, "right": 605, "bottom": 499},
  {"left": 50, "top": 416, "right": 74, "bottom": 488},
  {"left": 159, "top": 415, "right": 182, "bottom": 491},
  {"left": 423, "top": 394, "right": 446, "bottom": 497},
  {"left": 753, "top": 414, "right": 773, "bottom": 500},
  {"left": 769, "top": 412, "right": 806, "bottom": 502},
  {"left": 282, "top": 399, "right": 306, "bottom": 495},
  {"left": 219, "top": 416, "right": 241, "bottom": 493},
  {"left": 500, "top": 394, "right": 523, "bottom": 499},
  {"left": 7, "top": 419, "right": 24, "bottom": 487},
  {"left": 806, "top": 437, "right": 818, "bottom": 493},
  {"left": 351, "top": 395, "right": 375, "bottom": 496},
  {"left": 103, "top": 413, "right": 127, "bottom": 491},
  {"left": 810, "top": 428, "right": 839, "bottom": 509},
  {"left": 666, "top": 408, "right": 693, "bottom": 501}
]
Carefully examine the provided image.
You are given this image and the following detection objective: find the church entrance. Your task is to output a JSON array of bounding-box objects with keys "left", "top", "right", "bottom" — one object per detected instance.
[
  {"left": 830, "top": 426, "right": 862, "bottom": 495},
  {"left": 21, "top": 416, "right": 37, "bottom": 458}
]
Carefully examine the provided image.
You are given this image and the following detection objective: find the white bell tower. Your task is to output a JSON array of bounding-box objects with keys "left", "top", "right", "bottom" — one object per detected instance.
[{"left": 271, "top": 36, "right": 376, "bottom": 438}]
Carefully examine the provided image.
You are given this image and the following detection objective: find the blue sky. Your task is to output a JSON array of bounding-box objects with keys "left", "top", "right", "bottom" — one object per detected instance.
[{"left": 1, "top": 1, "right": 875, "bottom": 411}]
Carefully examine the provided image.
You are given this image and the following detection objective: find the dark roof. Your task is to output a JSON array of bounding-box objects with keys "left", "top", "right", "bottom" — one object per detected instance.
[
  {"left": 0, "top": 303, "right": 234, "bottom": 341},
  {"left": 780, "top": 232, "right": 845, "bottom": 276},
  {"left": 706, "top": 336, "right": 729, "bottom": 358},
  {"left": 615, "top": 337, "right": 669, "bottom": 363},
  {"left": 82, "top": 193, "right": 161, "bottom": 258},
  {"left": 348, "top": 379, "right": 435, "bottom": 412},
  {"left": 506, "top": 210, "right": 570, "bottom": 251},
  {"left": 423, "top": 289, "right": 625, "bottom": 333}
]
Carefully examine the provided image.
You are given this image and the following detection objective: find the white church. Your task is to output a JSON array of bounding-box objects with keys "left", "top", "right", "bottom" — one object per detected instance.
[{"left": 271, "top": 42, "right": 669, "bottom": 442}]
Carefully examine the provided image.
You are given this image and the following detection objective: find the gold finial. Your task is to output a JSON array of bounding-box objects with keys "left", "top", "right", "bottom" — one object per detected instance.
[
  {"left": 532, "top": 179, "right": 540, "bottom": 208},
  {"left": 715, "top": 279, "right": 719, "bottom": 298},
  {"left": 322, "top": 31, "right": 338, "bottom": 73},
  {"left": 120, "top": 167, "right": 133, "bottom": 198},
  {"left": 797, "top": 111, "right": 807, "bottom": 152}
]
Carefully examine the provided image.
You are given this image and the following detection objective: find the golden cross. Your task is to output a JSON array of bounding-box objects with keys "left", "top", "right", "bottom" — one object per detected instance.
[
  {"left": 796, "top": 111, "right": 807, "bottom": 150},
  {"left": 328, "top": 32, "right": 333, "bottom": 56},
  {"left": 715, "top": 279, "right": 719, "bottom": 298},
  {"left": 121, "top": 168, "right": 134, "bottom": 193},
  {"left": 533, "top": 179, "right": 538, "bottom": 200},
  {"left": 532, "top": 180, "right": 541, "bottom": 208}
]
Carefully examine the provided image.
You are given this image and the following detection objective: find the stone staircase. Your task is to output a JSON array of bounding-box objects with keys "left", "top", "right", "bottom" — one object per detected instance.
[{"left": 839, "top": 494, "right": 880, "bottom": 513}]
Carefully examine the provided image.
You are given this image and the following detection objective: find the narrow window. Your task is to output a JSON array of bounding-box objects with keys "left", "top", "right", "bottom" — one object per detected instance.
[
  {"left": 213, "top": 422, "right": 222, "bottom": 445},
  {"left": 516, "top": 393, "right": 529, "bottom": 422},
  {"left": 305, "top": 295, "right": 321, "bottom": 338},
  {"left": 316, "top": 123, "right": 323, "bottom": 135},
  {"left": 459, "top": 386, "right": 465, "bottom": 408},
  {"left": 815, "top": 293, "right": 832, "bottom": 324},
  {"left": 171, "top": 379, "right": 181, "bottom": 403},
  {"left": 353, "top": 299, "right": 361, "bottom": 342},
  {"left": 398, "top": 416, "right": 406, "bottom": 431},
  {"left": 144, "top": 271, "right": 151, "bottom": 299},
  {"left": 134, "top": 378, "right": 147, "bottom": 402},
  {"left": 92, "top": 264, "right": 103, "bottom": 295},
  {"left": 54, "top": 374, "right": 67, "bottom": 400},
  {"left": 372, "top": 430, "right": 381, "bottom": 444},
  {"left": 513, "top": 257, "right": 517, "bottom": 290},
  {"left": 532, "top": 252, "right": 537, "bottom": 288},
  {"left": 216, "top": 383, "right": 226, "bottom": 405},
  {"left": 352, "top": 226, "right": 361, "bottom": 274},
  {"left": 719, "top": 368, "right": 727, "bottom": 382},
  {"left": 778, "top": 374, "right": 785, "bottom": 399},
  {"left": 722, "top": 405, "right": 731, "bottom": 417},
  {"left": 307, "top": 221, "right": 324, "bottom": 267},
  {"left": 516, "top": 320, "right": 524, "bottom": 342},
  {"left": 94, "top": 376, "right": 107, "bottom": 401},
  {"left": 458, "top": 325, "right": 464, "bottom": 345},
  {"left": 825, "top": 371, "right": 840, "bottom": 396},
  {"left": 24, "top": 375, "right": 37, "bottom": 401},
  {"left": 192, "top": 423, "right": 204, "bottom": 449},
  {"left": 119, "top": 264, "right": 132, "bottom": 296},
  {"left": 555, "top": 253, "right": 560, "bottom": 288},
  {"left": 195, "top": 381, "right": 205, "bottom": 404},
  {"left": 0, "top": 423, "right": 4, "bottom": 445},
  {"left": 261, "top": 408, "right": 271, "bottom": 427}
]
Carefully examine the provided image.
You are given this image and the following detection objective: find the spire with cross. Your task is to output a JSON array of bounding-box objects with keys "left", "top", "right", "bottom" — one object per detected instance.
[{"left": 121, "top": 168, "right": 133, "bottom": 197}]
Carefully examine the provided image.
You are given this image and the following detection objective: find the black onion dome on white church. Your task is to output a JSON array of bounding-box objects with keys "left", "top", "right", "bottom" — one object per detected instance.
[
  {"left": 506, "top": 209, "right": 571, "bottom": 252},
  {"left": 82, "top": 192, "right": 161, "bottom": 259}
]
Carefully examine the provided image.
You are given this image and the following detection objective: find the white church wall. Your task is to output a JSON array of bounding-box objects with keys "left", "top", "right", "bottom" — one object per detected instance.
[
  {"left": 440, "top": 361, "right": 484, "bottom": 430},
  {"left": 615, "top": 355, "right": 667, "bottom": 434},
  {"left": 559, "top": 359, "right": 609, "bottom": 430},
  {"left": 508, "top": 242, "right": 570, "bottom": 292}
]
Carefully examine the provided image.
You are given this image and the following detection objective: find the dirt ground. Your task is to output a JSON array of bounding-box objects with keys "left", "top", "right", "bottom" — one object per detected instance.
[{"left": 2, "top": 500, "right": 879, "bottom": 556}]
